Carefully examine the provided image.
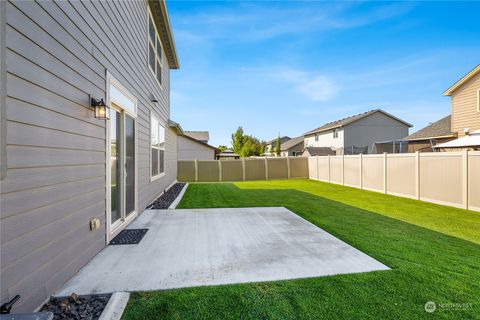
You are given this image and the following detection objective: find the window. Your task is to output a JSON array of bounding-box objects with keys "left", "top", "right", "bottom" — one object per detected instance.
[
  {"left": 315, "top": 133, "right": 319, "bottom": 141},
  {"left": 151, "top": 116, "right": 165, "bottom": 178},
  {"left": 333, "top": 128, "right": 339, "bottom": 139},
  {"left": 148, "top": 12, "right": 162, "bottom": 86}
]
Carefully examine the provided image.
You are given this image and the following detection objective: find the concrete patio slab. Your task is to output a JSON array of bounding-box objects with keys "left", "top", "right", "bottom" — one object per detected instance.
[{"left": 56, "top": 207, "right": 389, "bottom": 295}]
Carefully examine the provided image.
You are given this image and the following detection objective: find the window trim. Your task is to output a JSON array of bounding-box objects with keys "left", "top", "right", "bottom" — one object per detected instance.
[
  {"left": 333, "top": 128, "right": 339, "bottom": 139},
  {"left": 147, "top": 7, "right": 163, "bottom": 89},
  {"left": 150, "top": 113, "right": 166, "bottom": 181}
]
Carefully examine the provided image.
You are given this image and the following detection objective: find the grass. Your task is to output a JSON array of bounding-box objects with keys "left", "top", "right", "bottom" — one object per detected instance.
[{"left": 123, "top": 179, "right": 480, "bottom": 319}]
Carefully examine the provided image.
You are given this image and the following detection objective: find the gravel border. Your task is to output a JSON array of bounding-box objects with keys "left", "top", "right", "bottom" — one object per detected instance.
[
  {"left": 40, "top": 293, "right": 111, "bottom": 320},
  {"left": 146, "top": 182, "right": 186, "bottom": 209},
  {"left": 168, "top": 183, "right": 188, "bottom": 209}
]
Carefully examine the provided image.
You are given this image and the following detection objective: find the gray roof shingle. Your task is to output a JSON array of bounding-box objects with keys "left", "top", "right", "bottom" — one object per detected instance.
[
  {"left": 302, "top": 147, "right": 336, "bottom": 156},
  {"left": 304, "top": 109, "right": 412, "bottom": 136},
  {"left": 403, "top": 115, "right": 455, "bottom": 141},
  {"left": 185, "top": 131, "right": 209, "bottom": 142},
  {"left": 280, "top": 136, "right": 304, "bottom": 151}
]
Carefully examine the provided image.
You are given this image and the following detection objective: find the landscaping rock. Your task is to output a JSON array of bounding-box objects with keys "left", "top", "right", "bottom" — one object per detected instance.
[
  {"left": 146, "top": 183, "right": 185, "bottom": 209},
  {"left": 69, "top": 293, "right": 78, "bottom": 303},
  {"left": 41, "top": 293, "right": 111, "bottom": 320}
]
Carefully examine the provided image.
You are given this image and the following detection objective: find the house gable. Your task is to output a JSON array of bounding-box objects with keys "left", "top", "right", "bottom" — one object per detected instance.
[
  {"left": 448, "top": 70, "right": 480, "bottom": 136},
  {"left": 343, "top": 111, "right": 410, "bottom": 149}
]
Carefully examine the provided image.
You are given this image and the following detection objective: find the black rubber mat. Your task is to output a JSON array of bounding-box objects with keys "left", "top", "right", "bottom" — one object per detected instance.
[{"left": 109, "top": 229, "right": 148, "bottom": 245}]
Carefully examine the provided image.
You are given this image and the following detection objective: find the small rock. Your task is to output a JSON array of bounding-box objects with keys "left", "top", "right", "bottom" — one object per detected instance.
[{"left": 69, "top": 292, "right": 78, "bottom": 303}]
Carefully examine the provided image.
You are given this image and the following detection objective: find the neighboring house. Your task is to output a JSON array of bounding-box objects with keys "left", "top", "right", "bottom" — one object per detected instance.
[
  {"left": 279, "top": 136, "right": 304, "bottom": 156},
  {"left": 403, "top": 115, "right": 457, "bottom": 152},
  {"left": 264, "top": 136, "right": 290, "bottom": 154},
  {"left": 217, "top": 149, "right": 240, "bottom": 159},
  {"left": 185, "top": 131, "right": 209, "bottom": 144},
  {"left": 443, "top": 64, "right": 480, "bottom": 137},
  {"left": 178, "top": 134, "right": 218, "bottom": 160},
  {"left": 302, "top": 147, "right": 336, "bottom": 157},
  {"left": 433, "top": 65, "right": 480, "bottom": 150},
  {"left": 304, "top": 109, "right": 412, "bottom": 155},
  {"left": 0, "top": 0, "right": 179, "bottom": 312}
]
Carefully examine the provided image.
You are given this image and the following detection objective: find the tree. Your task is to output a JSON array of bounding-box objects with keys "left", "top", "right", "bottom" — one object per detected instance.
[
  {"left": 275, "top": 135, "right": 281, "bottom": 156},
  {"left": 230, "top": 126, "right": 264, "bottom": 157},
  {"left": 259, "top": 143, "right": 266, "bottom": 156},
  {"left": 231, "top": 127, "right": 245, "bottom": 154},
  {"left": 218, "top": 145, "right": 228, "bottom": 152}
]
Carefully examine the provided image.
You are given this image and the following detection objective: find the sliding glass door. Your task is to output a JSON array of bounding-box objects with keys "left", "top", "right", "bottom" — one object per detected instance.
[
  {"left": 107, "top": 75, "right": 137, "bottom": 240},
  {"left": 109, "top": 106, "right": 136, "bottom": 231}
]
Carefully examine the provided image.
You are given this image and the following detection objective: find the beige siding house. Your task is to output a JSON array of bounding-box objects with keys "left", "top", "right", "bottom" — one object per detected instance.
[
  {"left": 178, "top": 134, "right": 217, "bottom": 160},
  {"left": 443, "top": 65, "right": 480, "bottom": 137},
  {"left": 279, "top": 136, "right": 304, "bottom": 157},
  {"left": 0, "top": 0, "right": 179, "bottom": 312},
  {"left": 264, "top": 136, "right": 290, "bottom": 155},
  {"left": 304, "top": 109, "right": 411, "bottom": 155}
]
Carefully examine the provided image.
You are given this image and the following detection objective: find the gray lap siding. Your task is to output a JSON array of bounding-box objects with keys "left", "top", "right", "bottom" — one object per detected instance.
[{"left": 0, "top": 0, "right": 176, "bottom": 312}]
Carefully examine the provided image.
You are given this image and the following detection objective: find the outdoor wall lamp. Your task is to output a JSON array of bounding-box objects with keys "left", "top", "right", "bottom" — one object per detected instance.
[{"left": 90, "top": 96, "right": 110, "bottom": 120}]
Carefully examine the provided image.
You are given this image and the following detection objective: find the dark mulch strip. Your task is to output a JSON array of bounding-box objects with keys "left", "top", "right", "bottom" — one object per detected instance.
[
  {"left": 109, "top": 229, "right": 148, "bottom": 245},
  {"left": 41, "top": 293, "right": 111, "bottom": 320},
  {"left": 146, "top": 182, "right": 186, "bottom": 210}
]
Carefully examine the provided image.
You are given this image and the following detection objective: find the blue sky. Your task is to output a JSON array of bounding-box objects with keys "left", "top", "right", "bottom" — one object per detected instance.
[{"left": 167, "top": 1, "right": 480, "bottom": 147}]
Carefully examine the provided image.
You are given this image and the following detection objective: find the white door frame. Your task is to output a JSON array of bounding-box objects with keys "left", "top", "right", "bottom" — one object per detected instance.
[{"left": 105, "top": 72, "right": 138, "bottom": 243}]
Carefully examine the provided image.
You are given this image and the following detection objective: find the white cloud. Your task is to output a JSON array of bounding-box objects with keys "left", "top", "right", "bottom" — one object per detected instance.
[
  {"left": 170, "top": 2, "right": 415, "bottom": 43},
  {"left": 274, "top": 69, "right": 339, "bottom": 101}
]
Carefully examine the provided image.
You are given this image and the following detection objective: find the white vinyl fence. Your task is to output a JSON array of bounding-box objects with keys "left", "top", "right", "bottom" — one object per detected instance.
[{"left": 308, "top": 151, "right": 480, "bottom": 212}]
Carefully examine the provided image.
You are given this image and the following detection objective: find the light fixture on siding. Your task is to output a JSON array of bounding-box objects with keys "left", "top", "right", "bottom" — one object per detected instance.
[
  {"left": 90, "top": 96, "right": 110, "bottom": 120},
  {"left": 151, "top": 93, "right": 159, "bottom": 103}
]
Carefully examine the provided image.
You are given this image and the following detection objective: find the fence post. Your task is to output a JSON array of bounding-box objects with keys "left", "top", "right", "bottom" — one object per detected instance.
[
  {"left": 242, "top": 158, "right": 246, "bottom": 181},
  {"left": 415, "top": 151, "right": 420, "bottom": 200},
  {"left": 264, "top": 158, "right": 269, "bottom": 180},
  {"left": 194, "top": 159, "right": 198, "bottom": 182},
  {"left": 316, "top": 155, "right": 319, "bottom": 180},
  {"left": 328, "top": 155, "right": 331, "bottom": 182},
  {"left": 342, "top": 154, "right": 345, "bottom": 185},
  {"left": 359, "top": 153, "right": 363, "bottom": 189},
  {"left": 463, "top": 150, "right": 469, "bottom": 210},
  {"left": 383, "top": 152, "right": 387, "bottom": 194},
  {"left": 218, "top": 159, "right": 222, "bottom": 182},
  {"left": 287, "top": 156, "right": 291, "bottom": 179}
]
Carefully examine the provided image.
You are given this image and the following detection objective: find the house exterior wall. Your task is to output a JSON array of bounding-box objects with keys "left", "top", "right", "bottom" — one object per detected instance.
[
  {"left": 0, "top": 0, "right": 176, "bottom": 312},
  {"left": 178, "top": 136, "right": 215, "bottom": 160},
  {"left": 280, "top": 142, "right": 304, "bottom": 157},
  {"left": 343, "top": 112, "right": 410, "bottom": 149},
  {"left": 304, "top": 128, "right": 344, "bottom": 149},
  {"left": 451, "top": 71, "right": 480, "bottom": 136}
]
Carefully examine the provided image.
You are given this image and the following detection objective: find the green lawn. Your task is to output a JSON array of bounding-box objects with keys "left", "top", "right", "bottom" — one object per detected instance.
[{"left": 123, "top": 179, "right": 480, "bottom": 319}]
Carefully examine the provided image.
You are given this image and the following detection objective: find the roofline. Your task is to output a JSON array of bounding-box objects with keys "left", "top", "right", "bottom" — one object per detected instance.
[
  {"left": 280, "top": 141, "right": 304, "bottom": 151},
  {"left": 150, "top": 0, "right": 180, "bottom": 69},
  {"left": 168, "top": 119, "right": 184, "bottom": 135},
  {"left": 403, "top": 134, "right": 457, "bottom": 142},
  {"left": 304, "top": 109, "right": 412, "bottom": 135},
  {"left": 443, "top": 64, "right": 480, "bottom": 96},
  {"left": 179, "top": 134, "right": 218, "bottom": 150}
]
